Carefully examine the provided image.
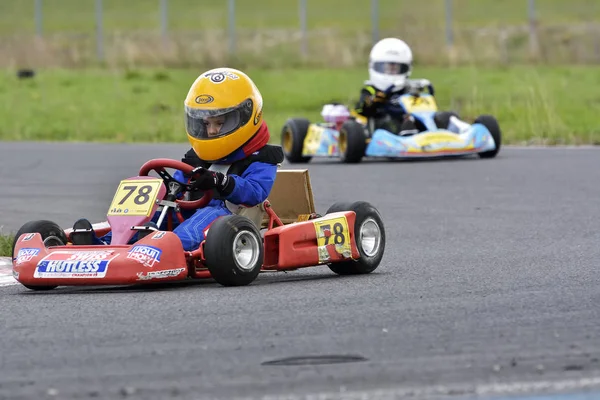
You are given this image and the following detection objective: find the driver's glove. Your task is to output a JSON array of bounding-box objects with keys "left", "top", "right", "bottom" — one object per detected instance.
[{"left": 189, "top": 167, "right": 235, "bottom": 196}]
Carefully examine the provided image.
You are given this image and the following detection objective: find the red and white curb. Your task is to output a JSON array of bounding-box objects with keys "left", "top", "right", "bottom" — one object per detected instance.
[{"left": 0, "top": 256, "right": 17, "bottom": 287}]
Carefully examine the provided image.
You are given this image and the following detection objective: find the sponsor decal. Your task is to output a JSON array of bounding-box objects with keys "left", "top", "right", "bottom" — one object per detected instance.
[
  {"left": 127, "top": 245, "right": 162, "bottom": 268},
  {"left": 195, "top": 94, "right": 214, "bottom": 104},
  {"left": 34, "top": 250, "right": 116, "bottom": 279},
  {"left": 136, "top": 268, "right": 185, "bottom": 281},
  {"left": 151, "top": 231, "right": 166, "bottom": 240},
  {"left": 21, "top": 233, "right": 35, "bottom": 241},
  {"left": 253, "top": 107, "right": 262, "bottom": 125},
  {"left": 202, "top": 71, "right": 239, "bottom": 84},
  {"left": 14, "top": 248, "right": 40, "bottom": 265}
]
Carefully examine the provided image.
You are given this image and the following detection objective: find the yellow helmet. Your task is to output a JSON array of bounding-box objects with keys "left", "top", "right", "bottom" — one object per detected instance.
[{"left": 184, "top": 68, "right": 264, "bottom": 162}]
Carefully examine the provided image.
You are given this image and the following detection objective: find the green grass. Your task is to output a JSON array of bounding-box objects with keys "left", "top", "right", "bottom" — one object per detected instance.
[
  {"left": 0, "top": 235, "right": 12, "bottom": 258},
  {"left": 1, "top": 65, "right": 599, "bottom": 145}
]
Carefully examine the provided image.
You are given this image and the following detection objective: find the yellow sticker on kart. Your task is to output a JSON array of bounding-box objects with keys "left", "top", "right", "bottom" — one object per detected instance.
[
  {"left": 313, "top": 216, "right": 351, "bottom": 249},
  {"left": 414, "top": 132, "right": 464, "bottom": 147},
  {"left": 302, "top": 124, "right": 324, "bottom": 156},
  {"left": 401, "top": 95, "right": 438, "bottom": 113},
  {"left": 107, "top": 178, "right": 163, "bottom": 217}
]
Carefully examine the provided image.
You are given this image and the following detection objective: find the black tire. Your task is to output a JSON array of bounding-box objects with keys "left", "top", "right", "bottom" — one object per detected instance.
[
  {"left": 204, "top": 215, "right": 264, "bottom": 287},
  {"left": 324, "top": 201, "right": 386, "bottom": 275},
  {"left": 12, "top": 220, "right": 68, "bottom": 291},
  {"left": 433, "top": 111, "right": 460, "bottom": 130},
  {"left": 475, "top": 114, "right": 502, "bottom": 159},
  {"left": 339, "top": 120, "right": 367, "bottom": 163},
  {"left": 281, "top": 118, "right": 312, "bottom": 163}
]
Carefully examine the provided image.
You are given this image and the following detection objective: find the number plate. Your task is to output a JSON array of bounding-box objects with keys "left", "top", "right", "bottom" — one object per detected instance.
[
  {"left": 107, "top": 178, "right": 163, "bottom": 217},
  {"left": 313, "top": 216, "right": 351, "bottom": 248}
]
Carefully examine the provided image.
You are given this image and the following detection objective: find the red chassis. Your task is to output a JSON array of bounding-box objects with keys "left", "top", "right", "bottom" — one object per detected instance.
[{"left": 11, "top": 158, "right": 383, "bottom": 289}]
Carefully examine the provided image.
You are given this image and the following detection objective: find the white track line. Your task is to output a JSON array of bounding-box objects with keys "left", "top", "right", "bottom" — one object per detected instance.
[
  {"left": 229, "top": 376, "right": 600, "bottom": 400},
  {"left": 0, "top": 257, "right": 17, "bottom": 287},
  {"left": 504, "top": 145, "right": 600, "bottom": 150}
]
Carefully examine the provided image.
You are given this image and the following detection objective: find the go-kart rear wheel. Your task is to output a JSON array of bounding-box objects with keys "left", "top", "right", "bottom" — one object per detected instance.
[
  {"left": 204, "top": 215, "right": 264, "bottom": 287},
  {"left": 339, "top": 120, "right": 367, "bottom": 163},
  {"left": 281, "top": 118, "right": 312, "bottom": 163},
  {"left": 12, "top": 220, "right": 68, "bottom": 291},
  {"left": 475, "top": 114, "right": 502, "bottom": 159},
  {"left": 325, "top": 201, "right": 385, "bottom": 275}
]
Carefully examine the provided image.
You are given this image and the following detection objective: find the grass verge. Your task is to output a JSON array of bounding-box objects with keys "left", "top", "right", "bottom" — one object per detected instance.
[
  {"left": 1, "top": 65, "right": 599, "bottom": 145},
  {"left": 0, "top": 235, "right": 12, "bottom": 258}
]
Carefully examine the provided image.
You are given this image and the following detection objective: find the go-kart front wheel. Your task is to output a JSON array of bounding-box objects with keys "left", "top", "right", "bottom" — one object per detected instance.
[
  {"left": 12, "top": 220, "right": 69, "bottom": 291},
  {"left": 339, "top": 120, "right": 367, "bottom": 163},
  {"left": 281, "top": 118, "right": 312, "bottom": 163},
  {"left": 433, "top": 111, "right": 460, "bottom": 130},
  {"left": 325, "top": 201, "right": 385, "bottom": 275},
  {"left": 475, "top": 114, "right": 502, "bottom": 159},
  {"left": 204, "top": 215, "right": 264, "bottom": 287}
]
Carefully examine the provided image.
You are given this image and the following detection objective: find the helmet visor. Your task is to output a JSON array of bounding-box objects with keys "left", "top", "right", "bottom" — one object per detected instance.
[
  {"left": 372, "top": 62, "right": 411, "bottom": 75},
  {"left": 185, "top": 99, "right": 253, "bottom": 140}
]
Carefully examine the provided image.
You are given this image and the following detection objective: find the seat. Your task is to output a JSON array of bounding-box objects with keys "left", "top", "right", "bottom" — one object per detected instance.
[
  {"left": 235, "top": 202, "right": 267, "bottom": 230},
  {"left": 235, "top": 169, "right": 317, "bottom": 229}
]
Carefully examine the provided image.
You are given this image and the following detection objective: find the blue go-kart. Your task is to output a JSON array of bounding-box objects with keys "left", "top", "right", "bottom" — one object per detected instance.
[{"left": 281, "top": 79, "right": 501, "bottom": 164}]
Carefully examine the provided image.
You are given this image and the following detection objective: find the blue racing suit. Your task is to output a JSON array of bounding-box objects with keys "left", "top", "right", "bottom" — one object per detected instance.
[
  {"left": 170, "top": 160, "right": 277, "bottom": 251},
  {"left": 98, "top": 144, "right": 284, "bottom": 251}
]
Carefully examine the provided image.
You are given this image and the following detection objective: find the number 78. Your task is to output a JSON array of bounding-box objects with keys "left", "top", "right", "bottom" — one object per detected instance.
[
  {"left": 119, "top": 184, "right": 153, "bottom": 205},
  {"left": 319, "top": 222, "right": 346, "bottom": 246}
]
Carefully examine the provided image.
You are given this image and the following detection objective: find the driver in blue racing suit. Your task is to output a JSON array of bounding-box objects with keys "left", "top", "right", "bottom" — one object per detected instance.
[{"left": 69, "top": 67, "right": 284, "bottom": 251}]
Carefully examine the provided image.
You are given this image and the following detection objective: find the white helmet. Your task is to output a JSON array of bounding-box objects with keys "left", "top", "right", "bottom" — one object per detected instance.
[{"left": 368, "top": 38, "right": 413, "bottom": 91}]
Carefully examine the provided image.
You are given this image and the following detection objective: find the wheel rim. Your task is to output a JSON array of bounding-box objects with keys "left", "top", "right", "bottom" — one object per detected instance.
[
  {"left": 232, "top": 231, "right": 260, "bottom": 271},
  {"left": 283, "top": 130, "right": 293, "bottom": 153},
  {"left": 359, "top": 218, "right": 381, "bottom": 257}
]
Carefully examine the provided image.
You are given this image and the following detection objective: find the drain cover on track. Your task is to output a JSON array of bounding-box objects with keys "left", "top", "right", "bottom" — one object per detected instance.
[{"left": 262, "top": 354, "right": 368, "bottom": 366}]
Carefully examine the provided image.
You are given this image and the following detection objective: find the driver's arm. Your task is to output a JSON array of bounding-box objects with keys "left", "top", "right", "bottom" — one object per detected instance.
[{"left": 355, "top": 85, "right": 386, "bottom": 117}]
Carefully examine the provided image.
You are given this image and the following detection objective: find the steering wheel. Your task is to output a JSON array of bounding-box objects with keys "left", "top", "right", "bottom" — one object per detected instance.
[{"left": 138, "top": 158, "right": 213, "bottom": 210}]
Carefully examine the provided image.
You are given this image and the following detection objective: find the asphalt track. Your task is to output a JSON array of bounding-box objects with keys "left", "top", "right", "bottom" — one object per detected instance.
[{"left": 1, "top": 142, "right": 600, "bottom": 400}]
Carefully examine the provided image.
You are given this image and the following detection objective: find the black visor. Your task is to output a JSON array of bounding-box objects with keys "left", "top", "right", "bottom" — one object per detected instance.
[
  {"left": 185, "top": 98, "right": 254, "bottom": 140},
  {"left": 372, "top": 62, "right": 411, "bottom": 75}
]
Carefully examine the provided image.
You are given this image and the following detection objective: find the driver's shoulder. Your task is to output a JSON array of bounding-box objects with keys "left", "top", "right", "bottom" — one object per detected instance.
[
  {"left": 227, "top": 145, "right": 283, "bottom": 177},
  {"left": 250, "top": 144, "right": 284, "bottom": 165}
]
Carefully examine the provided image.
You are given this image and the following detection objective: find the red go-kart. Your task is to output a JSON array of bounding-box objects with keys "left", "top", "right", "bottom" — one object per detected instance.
[{"left": 11, "top": 158, "right": 386, "bottom": 290}]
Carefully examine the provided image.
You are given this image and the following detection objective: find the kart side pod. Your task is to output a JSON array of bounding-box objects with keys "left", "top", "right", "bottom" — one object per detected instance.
[{"left": 262, "top": 211, "right": 361, "bottom": 270}]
